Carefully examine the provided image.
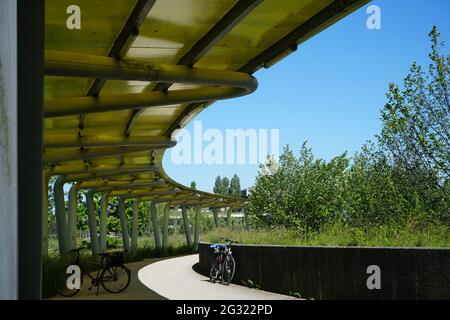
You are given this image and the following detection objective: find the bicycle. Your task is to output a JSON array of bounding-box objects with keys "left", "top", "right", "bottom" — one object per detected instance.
[
  {"left": 209, "top": 238, "right": 238, "bottom": 285},
  {"left": 54, "top": 246, "right": 131, "bottom": 297}
]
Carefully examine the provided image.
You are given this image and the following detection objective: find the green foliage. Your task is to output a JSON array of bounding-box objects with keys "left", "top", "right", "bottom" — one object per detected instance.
[
  {"left": 242, "top": 279, "right": 261, "bottom": 290},
  {"left": 248, "top": 28, "right": 449, "bottom": 234},
  {"left": 106, "top": 236, "right": 122, "bottom": 249},
  {"left": 213, "top": 174, "right": 242, "bottom": 196},
  {"left": 203, "top": 224, "right": 450, "bottom": 248}
]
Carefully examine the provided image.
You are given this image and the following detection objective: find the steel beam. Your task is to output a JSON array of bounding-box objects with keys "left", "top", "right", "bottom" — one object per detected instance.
[
  {"left": 44, "top": 135, "right": 176, "bottom": 148},
  {"left": 239, "top": 0, "right": 370, "bottom": 73},
  {"left": 48, "top": 164, "right": 160, "bottom": 176},
  {"left": 118, "top": 189, "right": 186, "bottom": 200},
  {"left": 44, "top": 145, "right": 169, "bottom": 163},
  {"left": 44, "top": 51, "right": 257, "bottom": 118},
  {"left": 124, "top": 0, "right": 263, "bottom": 136},
  {"left": 80, "top": 0, "right": 156, "bottom": 131},
  {"left": 91, "top": 180, "right": 165, "bottom": 192},
  {"left": 164, "top": 0, "right": 370, "bottom": 138}
]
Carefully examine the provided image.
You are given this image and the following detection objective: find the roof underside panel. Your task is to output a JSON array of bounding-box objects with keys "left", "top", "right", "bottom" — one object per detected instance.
[{"left": 43, "top": 0, "right": 369, "bottom": 203}]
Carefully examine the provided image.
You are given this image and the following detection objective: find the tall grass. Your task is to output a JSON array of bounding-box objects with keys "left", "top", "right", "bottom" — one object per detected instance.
[{"left": 202, "top": 221, "right": 450, "bottom": 248}]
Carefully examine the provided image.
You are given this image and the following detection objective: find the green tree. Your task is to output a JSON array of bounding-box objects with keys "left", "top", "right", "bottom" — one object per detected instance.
[
  {"left": 230, "top": 174, "right": 242, "bottom": 197},
  {"left": 213, "top": 176, "right": 223, "bottom": 194},
  {"left": 379, "top": 26, "right": 449, "bottom": 188},
  {"left": 190, "top": 181, "right": 197, "bottom": 190},
  {"left": 221, "top": 177, "right": 230, "bottom": 195}
]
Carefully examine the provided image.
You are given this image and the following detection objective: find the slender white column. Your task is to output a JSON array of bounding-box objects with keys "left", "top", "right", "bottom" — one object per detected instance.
[
  {"left": 86, "top": 190, "right": 99, "bottom": 255},
  {"left": 54, "top": 177, "right": 68, "bottom": 254},
  {"left": 150, "top": 201, "right": 161, "bottom": 249},
  {"left": 212, "top": 207, "right": 219, "bottom": 227},
  {"left": 118, "top": 198, "right": 130, "bottom": 252},
  {"left": 162, "top": 203, "right": 170, "bottom": 249},
  {"left": 99, "top": 191, "right": 110, "bottom": 253},
  {"left": 181, "top": 205, "right": 192, "bottom": 247},
  {"left": 193, "top": 205, "right": 200, "bottom": 250},
  {"left": 131, "top": 198, "right": 139, "bottom": 254},
  {"left": 226, "top": 206, "right": 233, "bottom": 229},
  {"left": 67, "top": 183, "right": 80, "bottom": 250}
]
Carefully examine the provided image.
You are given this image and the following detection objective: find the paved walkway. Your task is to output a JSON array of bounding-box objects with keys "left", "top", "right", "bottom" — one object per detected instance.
[
  {"left": 51, "top": 258, "right": 166, "bottom": 300},
  {"left": 138, "top": 254, "right": 296, "bottom": 300}
]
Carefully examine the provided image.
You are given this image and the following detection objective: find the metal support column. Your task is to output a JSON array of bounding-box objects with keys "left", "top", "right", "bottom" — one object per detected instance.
[
  {"left": 181, "top": 205, "right": 192, "bottom": 247},
  {"left": 162, "top": 203, "right": 170, "bottom": 249},
  {"left": 193, "top": 205, "right": 200, "bottom": 250},
  {"left": 118, "top": 197, "right": 130, "bottom": 252},
  {"left": 67, "top": 183, "right": 79, "bottom": 250},
  {"left": 243, "top": 207, "right": 249, "bottom": 230},
  {"left": 212, "top": 207, "right": 219, "bottom": 228},
  {"left": 150, "top": 201, "right": 161, "bottom": 249},
  {"left": 86, "top": 190, "right": 100, "bottom": 256},
  {"left": 99, "top": 191, "right": 110, "bottom": 253},
  {"left": 54, "top": 177, "right": 68, "bottom": 255},
  {"left": 131, "top": 198, "right": 139, "bottom": 254},
  {"left": 226, "top": 206, "right": 233, "bottom": 229}
]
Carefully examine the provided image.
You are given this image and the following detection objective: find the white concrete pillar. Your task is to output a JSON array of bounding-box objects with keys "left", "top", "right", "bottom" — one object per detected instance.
[
  {"left": 67, "top": 183, "right": 80, "bottom": 251},
  {"left": 54, "top": 177, "right": 68, "bottom": 254},
  {"left": 162, "top": 203, "right": 170, "bottom": 249},
  {"left": 99, "top": 191, "right": 110, "bottom": 253},
  {"left": 86, "top": 190, "right": 99, "bottom": 255},
  {"left": 0, "top": 0, "right": 44, "bottom": 299},
  {"left": 227, "top": 206, "right": 233, "bottom": 229},
  {"left": 131, "top": 198, "right": 139, "bottom": 254},
  {"left": 118, "top": 198, "right": 130, "bottom": 252},
  {"left": 212, "top": 207, "right": 219, "bottom": 227},
  {"left": 181, "top": 205, "right": 192, "bottom": 247},
  {"left": 243, "top": 207, "right": 249, "bottom": 230},
  {"left": 150, "top": 201, "right": 161, "bottom": 249},
  {"left": 0, "top": 0, "right": 18, "bottom": 298},
  {"left": 193, "top": 205, "right": 201, "bottom": 250}
]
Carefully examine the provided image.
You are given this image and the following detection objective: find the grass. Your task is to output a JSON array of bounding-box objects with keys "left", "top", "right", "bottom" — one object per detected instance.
[{"left": 202, "top": 221, "right": 450, "bottom": 248}]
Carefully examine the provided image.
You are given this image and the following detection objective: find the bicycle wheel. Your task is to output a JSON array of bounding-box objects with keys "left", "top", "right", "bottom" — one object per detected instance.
[
  {"left": 100, "top": 265, "right": 131, "bottom": 293},
  {"left": 209, "top": 261, "right": 220, "bottom": 282},
  {"left": 53, "top": 266, "right": 82, "bottom": 297},
  {"left": 221, "top": 256, "right": 235, "bottom": 285}
]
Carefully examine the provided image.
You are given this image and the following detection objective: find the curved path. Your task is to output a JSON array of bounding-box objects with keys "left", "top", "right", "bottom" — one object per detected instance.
[{"left": 138, "top": 254, "right": 296, "bottom": 300}]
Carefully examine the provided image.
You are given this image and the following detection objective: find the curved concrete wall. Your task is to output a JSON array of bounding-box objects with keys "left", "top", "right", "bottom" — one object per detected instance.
[{"left": 198, "top": 242, "right": 450, "bottom": 300}]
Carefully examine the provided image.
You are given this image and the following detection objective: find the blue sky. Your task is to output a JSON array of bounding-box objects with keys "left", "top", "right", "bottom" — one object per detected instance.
[{"left": 163, "top": 0, "right": 450, "bottom": 192}]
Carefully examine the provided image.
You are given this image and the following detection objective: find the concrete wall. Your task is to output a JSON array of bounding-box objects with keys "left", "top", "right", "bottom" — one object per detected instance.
[{"left": 198, "top": 243, "right": 450, "bottom": 300}]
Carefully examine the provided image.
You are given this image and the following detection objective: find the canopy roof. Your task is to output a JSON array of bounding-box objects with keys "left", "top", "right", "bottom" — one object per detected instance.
[{"left": 44, "top": 0, "right": 369, "bottom": 206}]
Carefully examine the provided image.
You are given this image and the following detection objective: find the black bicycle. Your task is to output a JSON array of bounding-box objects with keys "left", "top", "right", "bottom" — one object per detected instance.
[
  {"left": 54, "top": 246, "right": 131, "bottom": 297},
  {"left": 209, "top": 238, "right": 237, "bottom": 285}
]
